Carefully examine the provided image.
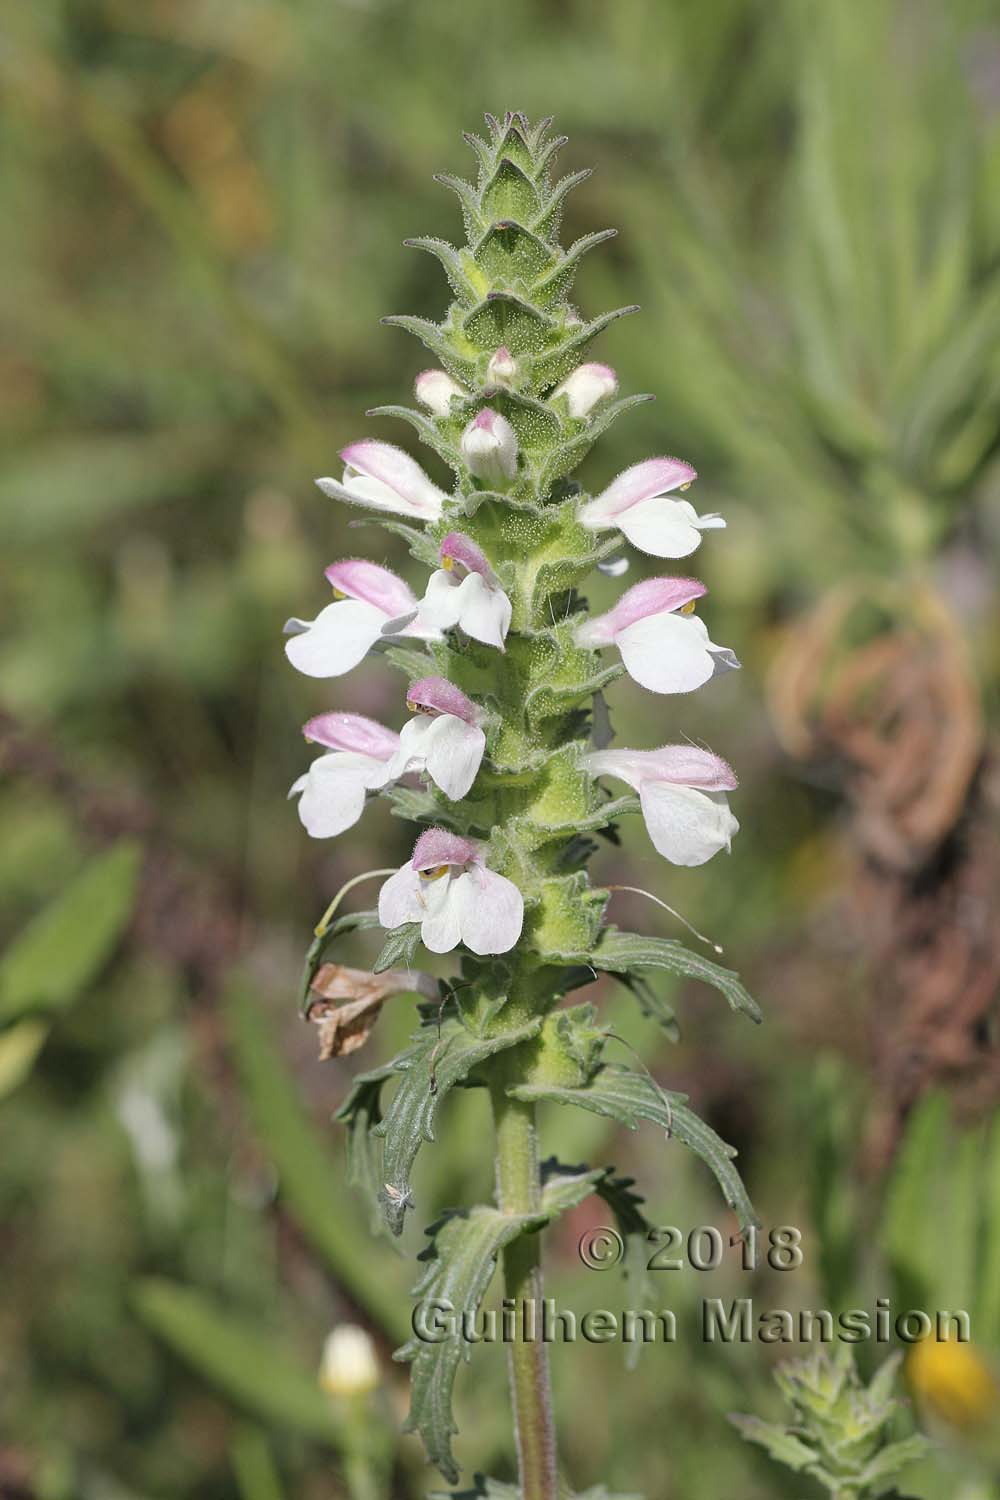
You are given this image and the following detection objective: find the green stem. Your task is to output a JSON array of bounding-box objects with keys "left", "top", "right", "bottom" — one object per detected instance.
[{"left": 490, "top": 1084, "right": 559, "bottom": 1500}]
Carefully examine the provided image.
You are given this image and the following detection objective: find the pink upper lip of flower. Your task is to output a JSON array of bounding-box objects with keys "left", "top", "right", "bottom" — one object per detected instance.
[
  {"left": 405, "top": 675, "right": 482, "bottom": 725},
  {"left": 438, "top": 531, "right": 495, "bottom": 581},
  {"left": 590, "top": 457, "right": 698, "bottom": 520},
  {"left": 303, "top": 712, "right": 401, "bottom": 758},
  {"left": 580, "top": 576, "right": 707, "bottom": 643},
  {"left": 585, "top": 744, "right": 738, "bottom": 791},
  {"left": 323, "top": 559, "right": 417, "bottom": 617},
  {"left": 411, "top": 827, "right": 480, "bottom": 872}
]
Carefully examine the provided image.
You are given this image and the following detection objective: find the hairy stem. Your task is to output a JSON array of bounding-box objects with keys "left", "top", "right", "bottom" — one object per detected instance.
[{"left": 490, "top": 1084, "right": 559, "bottom": 1500}]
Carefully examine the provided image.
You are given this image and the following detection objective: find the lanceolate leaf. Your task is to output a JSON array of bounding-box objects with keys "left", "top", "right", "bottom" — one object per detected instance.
[
  {"left": 588, "top": 927, "right": 763, "bottom": 1024},
  {"left": 134, "top": 1279, "right": 343, "bottom": 1446},
  {"left": 0, "top": 840, "right": 141, "bottom": 1023},
  {"left": 397, "top": 1206, "right": 542, "bottom": 1482},
  {"left": 510, "top": 1065, "right": 759, "bottom": 1235},
  {"left": 373, "top": 922, "right": 422, "bottom": 974},
  {"left": 337, "top": 1008, "right": 544, "bottom": 1235}
]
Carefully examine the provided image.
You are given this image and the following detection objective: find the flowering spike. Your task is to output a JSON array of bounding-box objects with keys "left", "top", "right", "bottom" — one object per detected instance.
[{"left": 286, "top": 116, "right": 759, "bottom": 1495}]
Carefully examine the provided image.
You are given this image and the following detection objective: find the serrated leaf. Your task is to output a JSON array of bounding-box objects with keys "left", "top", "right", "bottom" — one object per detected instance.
[
  {"left": 373, "top": 923, "right": 422, "bottom": 973},
  {"left": 0, "top": 840, "right": 140, "bottom": 1023},
  {"left": 397, "top": 1206, "right": 539, "bottom": 1481},
  {"left": 133, "top": 1279, "right": 343, "bottom": 1445},
  {"left": 510, "top": 1065, "right": 758, "bottom": 1236},
  {"left": 861, "top": 1435, "right": 933, "bottom": 1491},
  {"left": 587, "top": 928, "right": 763, "bottom": 1024},
  {"left": 539, "top": 1158, "right": 606, "bottom": 1219},
  {"left": 226, "top": 987, "right": 408, "bottom": 1341},
  {"left": 342, "top": 1009, "right": 544, "bottom": 1234},
  {"left": 728, "top": 1414, "right": 819, "bottom": 1472},
  {"left": 339, "top": 1071, "right": 395, "bottom": 1241},
  {"left": 614, "top": 972, "right": 681, "bottom": 1043}
]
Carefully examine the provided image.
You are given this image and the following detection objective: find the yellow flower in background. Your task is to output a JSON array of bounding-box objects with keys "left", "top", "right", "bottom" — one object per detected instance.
[
  {"left": 319, "top": 1324, "right": 379, "bottom": 1398},
  {"left": 907, "top": 1335, "right": 999, "bottom": 1432}
]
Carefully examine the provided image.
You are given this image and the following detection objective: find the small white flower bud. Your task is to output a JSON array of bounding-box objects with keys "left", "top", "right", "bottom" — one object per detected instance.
[
  {"left": 319, "top": 1325, "right": 379, "bottom": 1397},
  {"left": 486, "top": 346, "right": 518, "bottom": 389},
  {"left": 552, "top": 363, "right": 618, "bottom": 419},
  {"left": 460, "top": 408, "right": 519, "bottom": 486},
  {"left": 414, "top": 368, "right": 466, "bottom": 416}
]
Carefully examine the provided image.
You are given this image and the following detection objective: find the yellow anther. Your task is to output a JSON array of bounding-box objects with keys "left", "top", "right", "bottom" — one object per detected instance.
[
  {"left": 421, "top": 864, "right": 451, "bottom": 881},
  {"left": 680, "top": 600, "right": 697, "bottom": 615},
  {"left": 441, "top": 555, "right": 454, "bottom": 571},
  {"left": 679, "top": 482, "right": 691, "bottom": 492},
  {"left": 331, "top": 587, "right": 346, "bottom": 599}
]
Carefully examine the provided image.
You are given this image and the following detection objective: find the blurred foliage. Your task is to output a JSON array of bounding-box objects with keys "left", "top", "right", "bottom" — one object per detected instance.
[{"left": 2, "top": 0, "right": 1000, "bottom": 1496}]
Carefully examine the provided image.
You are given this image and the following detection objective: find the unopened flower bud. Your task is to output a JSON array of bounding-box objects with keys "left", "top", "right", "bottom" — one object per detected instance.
[
  {"left": 319, "top": 1325, "right": 379, "bottom": 1397},
  {"left": 414, "top": 368, "right": 466, "bottom": 416},
  {"left": 552, "top": 363, "right": 618, "bottom": 419},
  {"left": 486, "top": 346, "right": 518, "bottom": 389},
  {"left": 460, "top": 408, "right": 518, "bottom": 486}
]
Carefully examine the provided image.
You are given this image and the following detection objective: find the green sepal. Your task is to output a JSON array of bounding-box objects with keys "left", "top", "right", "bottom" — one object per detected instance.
[
  {"left": 509, "top": 1064, "right": 759, "bottom": 1236},
  {"left": 404, "top": 237, "right": 486, "bottom": 307},
  {"left": 472, "top": 220, "right": 555, "bottom": 289},
  {"left": 381, "top": 313, "right": 479, "bottom": 387},
  {"left": 348, "top": 513, "right": 442, "bottom": 569},
  {"left": 532, "top": 229, "right": 618, "bottom": 309},
  {"left": 365, "top": 403, "right": 462, "bottom": 472},
  {"left": 531, "top": 305, "right": 640, "bottom": 389},
  {"left": 531, "top": 168, "right": 592, "bottom": 242},
  {"left": 537, "top": 393, "right": 655, "bottom": 491},
  {"left": 383, "top": 643, "right": 438, "bottom": 681},
  {"left": 433, "top": 173, "right": 489, "bottom": 242},
  {"left": 480, "top": 157, "right": 542, "bottom": 226},
  {"left": 462, "top": 292, "right": 557, "bottom": 357}
]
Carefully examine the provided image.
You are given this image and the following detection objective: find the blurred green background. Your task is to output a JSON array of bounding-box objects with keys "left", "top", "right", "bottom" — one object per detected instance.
[{"left": 3, "top": 1, "right": 1000, "bottom": 1496}]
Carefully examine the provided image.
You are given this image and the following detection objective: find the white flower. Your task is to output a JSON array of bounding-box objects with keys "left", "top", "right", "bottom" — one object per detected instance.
[
  {"left": 385, "top": 676, "right": 486, "bottom": 800},
  {"left": 575, "top": 576, "right": 739, "bottom": 694},
  {"left": 416, "top": 532, "right": 512, "bottom": 650},
  {"left": 551, "top": 362, "right": 618, "bottom": 419},
  {"left": 319, "top": 1325, "right": 379, "bottom": 1397},
  {"left": 583, "top": 744, "right": 739, "bottom": 866},
  {"left": 414, "top": 368, "right": 467, "bottom": 415},
  {"left": 485, "top": 346, "right": 519, "bottom": 389},
  {"left": 578, "top": 457, "right": 724, "bottom": 559},
  {"left": 378, "top": 830, "right": 523, "bottom": 956},
  {"left": 290, "top": 713, "right": 398, "bottom": 838},
  {"left": 284, "top": 560, "right": 439, "bottom": 679},
  {"left": 460, "top": 407, "right": 519, "bottom": 486},
  {"left": 316, "top": 439, "right": 447, "bottom": 521}
]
